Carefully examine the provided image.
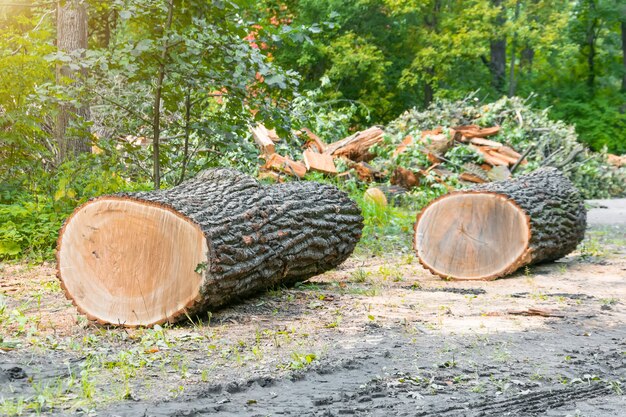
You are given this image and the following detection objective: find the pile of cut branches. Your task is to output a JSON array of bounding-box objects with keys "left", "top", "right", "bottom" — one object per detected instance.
[{"left": 252, "top": 94, "right": 624, "bottom": 201}]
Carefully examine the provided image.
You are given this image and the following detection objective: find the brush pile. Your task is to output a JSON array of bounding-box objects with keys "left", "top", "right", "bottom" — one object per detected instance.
[{"left": 253, "top": 95, "right": 624, "bottom": 200}]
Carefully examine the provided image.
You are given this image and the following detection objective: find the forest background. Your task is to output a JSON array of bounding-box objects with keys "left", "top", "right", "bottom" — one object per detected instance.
[{"left": 0, "top": 0, "right": 625, "bottom": 261}]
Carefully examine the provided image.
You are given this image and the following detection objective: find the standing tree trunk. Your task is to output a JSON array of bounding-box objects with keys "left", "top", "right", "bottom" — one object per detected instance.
[
  {"left": 622, "top": 21, "right": 626, "bottom": 93},
  {"left": 56, "top": 0, "right": 90, "bottom": 162},
  {"left": 508, "top": 0, "right": 521, "bottom": 97},
  {"left": 152, "top": 0, "right": 174, "bottom": 190},
  {"left": 57, "top": 169, "right": 363, "bottom": 326},
  {"left": 585, "top": 0, "right": 599, "bottom": 89},
  {"left": 490, "top": 0, "right": 507, "bottom": 94},
  {"left": 414, "top": 168, "right": 586, "bottom": 281}
]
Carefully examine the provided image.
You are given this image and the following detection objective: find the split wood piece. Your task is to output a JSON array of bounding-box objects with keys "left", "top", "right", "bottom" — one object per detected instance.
[
  {"left": 461, "top": 163, "right": 490, "bottom": 184},
  {"left": 498, "top": 146, "right": 522, "bottom": 160},
  {"left": 250, "top": 124, "right": 277, "bottom": 155},
  {"left": 303, "top": 149, "right": 337, "bottom": 174},
  {"left": 298, "top": 128, "right": 326, "bottom": 153},
  {"left": 262, "top": 153, "right": 307, "bottom": 178},
  {"left": 421, "top": 128, "right": 453, "bottom": 155},
  {"left": 391, "top": 166, "right": 421, "bottom": 189},
  {"left": 57, "top": 168, "right": 363, "bottom": 326},
  {"left": 607, "top": 154, "right": 626, "bottom": 168},
  {"left": 348, "top": 160, "right": 384, "bottom": 182},
  {"left": 454, "top": 125, "right": 501, "bottom": 139},
  {"left": 487, "top": 165, "right": 511, "bottom": 182},
  {"left": 393, "top": 135, "right": 415, "bottom": 157},
  {"left": 460, "top": 172, "right": 488, "bottom": 183},
  {"left": 414, "top": 167, "right": 586, "bottom": 281},
  {"left": 325, "top": 126, "right": 384, "bottom": 162},
  {"left": 470, "top": 145, "right": 510, "bottom": 166},
  {"left": 469, "top": 137, "right": 502, "bottom": 148}
]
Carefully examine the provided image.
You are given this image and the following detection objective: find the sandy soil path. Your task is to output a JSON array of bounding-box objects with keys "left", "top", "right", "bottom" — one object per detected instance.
[{"left": 0, "top": 201, "right": 624, "bottom": 416}]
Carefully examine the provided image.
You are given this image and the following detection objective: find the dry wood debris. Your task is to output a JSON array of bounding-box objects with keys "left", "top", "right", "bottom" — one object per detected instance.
[{"left": 251, "top": 122, "right": 528, "bottom": 189}]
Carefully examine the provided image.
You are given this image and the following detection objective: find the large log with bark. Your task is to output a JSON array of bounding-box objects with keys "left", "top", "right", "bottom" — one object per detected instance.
[
  {"left": 414, "top": 168, "right": 586, "bottom": 280},
  {"left": 57, "top": 169, "right": 363, "bottom": 326}
]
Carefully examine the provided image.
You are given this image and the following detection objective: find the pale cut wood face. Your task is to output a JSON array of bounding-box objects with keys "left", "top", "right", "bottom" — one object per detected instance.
[
  {"left": 58, "top": 198, "right": 208, "bottom": 326},
  {"left": 415, "top": 193, "right": 530, "bottom": 280}
]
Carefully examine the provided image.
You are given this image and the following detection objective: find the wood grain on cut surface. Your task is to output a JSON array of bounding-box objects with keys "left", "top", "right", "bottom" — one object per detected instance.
[
  {"left": 414, "top": 168, "right": 586, "bottom": 280},
  {"left": 415, "top": 194, "right": 529, "bottom": 280},
  {"left": 58, "top": 199, "right": 207, "bottom": 325}
]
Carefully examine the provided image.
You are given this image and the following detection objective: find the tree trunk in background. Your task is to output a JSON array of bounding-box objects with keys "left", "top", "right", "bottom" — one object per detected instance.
[
  {"left": 490, "top": 0, "right": 507, "bottom": 94},
  {"left": 622, "top": 22, "right": 626, "bottom": 92},
  {"left": 520, "top": 45, "right": 534, "bottom": 70},
  {"left": 622, "top": 21, "right": 626, "bottom": 92},
  {"left": 424, "top": 69, "right": 434, "bottom": 106},
  {"left": 585, "top": 0, "right": 598, "bottom": 89},
  {"left": 56, "top": 0, "right": 90, "bottom": 162},
  {"left": 152, "top": 0, "right": 174, "bottom": 190},
  {"left": 508, "top": 0, "right": 521, "bottom": 97}
]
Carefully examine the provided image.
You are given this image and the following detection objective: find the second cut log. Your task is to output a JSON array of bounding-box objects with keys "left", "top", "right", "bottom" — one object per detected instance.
[{"left": 414, "top": 168, "right": 586, "bottom": 280}]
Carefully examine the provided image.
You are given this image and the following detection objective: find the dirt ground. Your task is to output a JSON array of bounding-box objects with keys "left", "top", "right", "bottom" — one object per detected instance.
[{"left": 0, "top": 202, "right": 625, "bottom": 416}]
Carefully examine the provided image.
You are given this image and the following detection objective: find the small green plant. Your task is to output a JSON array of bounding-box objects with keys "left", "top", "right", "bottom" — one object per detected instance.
[{"left": 286, "top": 352, "right": 317, "bottom": 370}]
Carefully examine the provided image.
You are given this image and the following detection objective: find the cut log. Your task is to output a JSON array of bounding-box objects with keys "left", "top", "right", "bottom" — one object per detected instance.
[
  {"left": 414, "top": 168, "right": 586, "bottom": 281},
  {"left": 250, "top": 124, "right": 276, "bottom": 155},
  {"left": 325, "top": 127, "right": 384, "bottom": 162},
  {"left": 57, "top": 169, "right": 363, "bottom": 326},
  {"left": 303, "top": 149, "right": 337, "bottom": 174},
  {"left": 262, "top": 153, "right": 307, "bottom": 178}
]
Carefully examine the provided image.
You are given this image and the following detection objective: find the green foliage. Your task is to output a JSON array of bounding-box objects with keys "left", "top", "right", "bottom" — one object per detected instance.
[
  {"left": 0, "top": 150, "right": 150, "bottom": 261},
  {"left": 548, "top": 89, "right": 626, "bottom": 154}
]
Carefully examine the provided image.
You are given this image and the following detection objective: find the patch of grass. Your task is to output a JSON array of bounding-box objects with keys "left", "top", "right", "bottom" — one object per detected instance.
[
  {"left": 579, "top": 237, "right": 607, "bottom": 259},
  {"left": 350, "top": 268, "right": 370, "bottom": 283},
  {"left": 353, "top": 196, "right": 415, "bottom": 256},
  {"left": 281, "top": 352, "right": 317, "bottom": 370}
]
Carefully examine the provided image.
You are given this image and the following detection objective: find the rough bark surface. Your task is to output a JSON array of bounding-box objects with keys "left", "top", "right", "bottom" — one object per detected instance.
[
  {"left": 414, "top": 168, "right": 586, "bottom": 280},
  {"left": 470, "top": 167, "right": 586, "bottom": 265},
  {"left": 57, "top": 169, "right": 363, "bottom": 324},
  {"left": 56, "top": 1, "right": 90, "bottom": 161}
]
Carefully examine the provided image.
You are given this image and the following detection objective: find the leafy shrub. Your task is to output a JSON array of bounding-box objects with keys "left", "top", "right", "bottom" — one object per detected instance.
[{"left": 0, "top": 151, "right": 151, "bottom": 261}]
